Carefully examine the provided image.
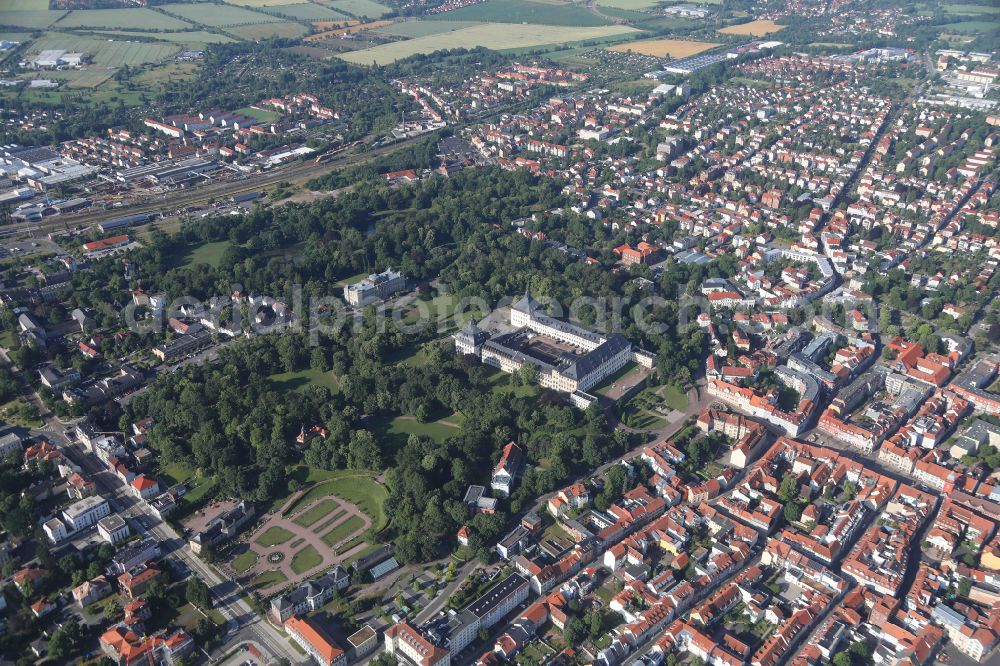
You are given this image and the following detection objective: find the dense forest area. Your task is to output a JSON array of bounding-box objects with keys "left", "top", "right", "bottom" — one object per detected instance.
[
  {"left": 93, "top": 166, "right": 713, "bottom": 561},
  {"left": 122, "top": 321, "right": 628, "bottom": 563}
]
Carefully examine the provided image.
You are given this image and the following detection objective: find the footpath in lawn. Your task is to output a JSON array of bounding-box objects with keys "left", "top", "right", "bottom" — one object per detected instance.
[
  {"left": 268, "top": 367, "right": 340, "bottom": 394},
  {"left": 386, "top": 412, "right": 463, "bottom": 442}
]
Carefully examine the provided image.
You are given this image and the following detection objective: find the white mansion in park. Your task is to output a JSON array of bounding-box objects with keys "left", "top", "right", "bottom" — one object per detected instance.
[{"left": 454, "top": 289, "right": 655, "bottom": 408}]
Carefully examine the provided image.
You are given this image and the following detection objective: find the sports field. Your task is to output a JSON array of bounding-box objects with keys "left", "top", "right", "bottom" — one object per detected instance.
[
  {"left": 28, "top": 33, "right": 180, "bottom": 68},
  {"left": 427, "top": 0, "right": 610, "bottom": 26},
  {"left": 340, "top": 22, "right": 638, "bottom": 64},
  {"left": 54, "top": 8, "right": 194, "bottom": 30},
  {"left": 159, "top": 2, "right": 279, "bottom": 26},
  {"left": 323, "top": 0, "right": 390, "bottom": 17},
  {"left": 718, "top": 18, "right": 784, "bottom": 35},
  {"left": 609, "top": 37, "right": 719, "bottom": 57}
]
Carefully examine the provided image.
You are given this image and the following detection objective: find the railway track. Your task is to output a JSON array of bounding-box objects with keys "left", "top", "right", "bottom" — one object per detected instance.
[{"left": 1, "top": 134, "right": 426, "bottom": 241}]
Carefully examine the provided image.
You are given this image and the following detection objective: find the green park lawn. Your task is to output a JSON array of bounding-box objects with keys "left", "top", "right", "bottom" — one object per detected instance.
[
  {"left": 290, "top": 545, "right": 323, "bottom": 574},
  {"left": 334, "top": 271, "right": 368, "bottom": 288},
  {"left": 188, "top": 240, "right": 230, "bottom": 267},
  {"left": 591, "top": 362, "right": 639, "bottom": 397},
  {"left": 255, "top": 526, "right": 295, "bottom": 547},
  {"left": 281, "top": 467, "right": 389, "bottom": 531},
  {"left": 251, "top": 570, "right": 287, "bottom": 589},
  {"left": 485, "top": 369, "right": 541, "bottom": 399},
  {"left": 172, "top": 240, "right": 231, "bottom": 269},
  {"left": 320, "top": 515, "right": 366, "bottom": 547},
  {"left": 159, "top": 463, "right": 216, "bottom": 508},
  {"left": 335, "top": 534, "right": 365, "bottom": 555},
  {"left": 387, "top": 414, "right": 462, "bottom": 442},
  {"left": 344, "top": 543, "right": 383, "bottom": 566},
  {"left": 268, "top": 367, "right": 340, "bottom": 393},
  {"left": 292, "top": 498, "right": 340, "bottom": 528},
  {"left": 661, "top": 383, "right": 689, "bottom": 411},
  {"left": 231, "top": 550, "right": 258, "bottom": 574},
  {"left": 236, "top": 106, "right": 281, "bottom": 122}
]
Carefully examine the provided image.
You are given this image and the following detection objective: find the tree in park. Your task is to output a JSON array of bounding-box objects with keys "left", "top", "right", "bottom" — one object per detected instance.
[{"left": 185, "top": 577, "right": 212, "bottom": 609}]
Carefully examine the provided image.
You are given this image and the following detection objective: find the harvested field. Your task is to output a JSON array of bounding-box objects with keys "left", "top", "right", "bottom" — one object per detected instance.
[
  {"left": 229, "top": 21, "right": 308, "bottom": 38},
  {"left": 305, "top": 18, "right": 391, "bottom": 39},
  {"left": 339, "top": 22, "right": 638, "bottom": 64},
  {"left": 609, "top": 37, "right": 719, "bottom": 57},
  {"left": 718, "top": 18, "right": 784, "bottom": 35}
]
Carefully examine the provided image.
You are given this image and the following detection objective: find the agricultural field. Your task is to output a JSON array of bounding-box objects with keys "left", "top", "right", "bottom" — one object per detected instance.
[
  {"left": 26, "top": 68, "right": 115, "bottom": 88},
  {"left": 54, "top": 8, "right": 195, "bottom": 31},
  {"left": 311, "top": 18, "right": 357, "bottom": 28},
  {"left": 258, "top": 2, "right": 348, "bottom": 20},
  {"left": 0, "top": 32, "right": 33, "bottom": 43},
  {"left": 375, "top": 20, "right": 480, "bottom": 38},
  {"left": 159, "top": 2, "right": 279, "bottom": 27},
  {"left": 305, "top": 19, "right": 391, "bottom": 39},
  {"left": 27, "top": 33, "right": 180, "bottom": 68},
  {"left": 229, "top": 21, "right": 308, "bottom": 38},
  {"left": 322, "top": 0, "right": 390, "bottom": 17},
  {"left": 937, "top": 19, "right": 1000, "bottom": 32},
  {"left": 340, "top": 22, "right": 639, "bottom": 65},
  {"left": 426, "top": 0, "right": 611, "bottom": 26},
  {"left": 229, "top": 0, "right": 310, "bottom": 6},
  {"left": 718, "top": 18, "right": 784, "bottom": 35},
  {"left": 95, "top": 30, "right": 237, "bottom": 45},
  {"left": 3, "top": 0, "right": 49, "bottom": 9},
  {"left": 595, "top": 0, "right": 662, "bottom": 8},
  {"left": 609, "top": 37, "right": 719, "bottom": 57},
  {"left": 0, "top": 11, "right": 67, "bottom": 29},
  {"left": 933, "top": 2, "right": 999, "bottom": 15}
]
